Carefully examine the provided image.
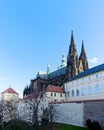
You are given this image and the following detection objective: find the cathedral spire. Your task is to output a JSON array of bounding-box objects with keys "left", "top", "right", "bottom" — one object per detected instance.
[
  {"left": 70, "top": 31, "right": 74, "bottom": 45},
  {"left": 78, "top": 40, "right": 89, "bottom": 73},
  {"left": 67, "top": 31, "right": 79, "bottom": 79},
  {"left": 80, "top": 40, "right": 85, "bottom": 57},
  {"left": 60, "top": 52, "right": 66, "bottom": 68},
  {"left": 68, "top": 30, "right": 77, "bottom": 54},
  {"left": 47, "top": 61, "right": 50, "bottom": 74}
]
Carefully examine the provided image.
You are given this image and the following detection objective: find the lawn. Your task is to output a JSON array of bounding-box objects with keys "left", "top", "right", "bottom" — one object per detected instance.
[
  {"left": 39, "top": 123, "right": 88, "bottom": 130},
  {"left": 0, "top": 120, "right": 88, "bottom": 130}
]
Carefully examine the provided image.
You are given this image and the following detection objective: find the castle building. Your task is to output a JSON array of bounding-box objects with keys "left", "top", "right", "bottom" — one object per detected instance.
[
  {"left": 1, "top": 87, "right": 20, "bottom": 122},
  {"left": 1, "top": 87, "right": 19, "bottom": 102},
  {"left": 65, "top": 63, "right": 104, "bottom": 102},
  {"left": 18, "top": 85, "right": 66, "bottom": 123},
  {"left": 23, "top": 31, "right": 89, "bottom": 97},
  {"left": 45, "top": 85, "right": 66, "bottom": 102},
  {"left": 21, "top": 31, "right": 104, "bottom": 128}
]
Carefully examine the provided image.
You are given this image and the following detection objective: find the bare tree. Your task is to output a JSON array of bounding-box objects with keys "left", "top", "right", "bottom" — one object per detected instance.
[
  {"left": 24, "top": 90, "right": 45, "bottom": 129},
  {"left": 1, "top": 100, "right": 19, "bottom": 122},
  {"left": 48, "top": 103, "right": 59, "bottom": 130}
]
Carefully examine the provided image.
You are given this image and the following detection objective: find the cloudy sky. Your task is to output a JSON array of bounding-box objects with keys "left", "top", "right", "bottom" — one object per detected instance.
[{"left": 0, "top": 0, "right": 104, "bottom": 97}]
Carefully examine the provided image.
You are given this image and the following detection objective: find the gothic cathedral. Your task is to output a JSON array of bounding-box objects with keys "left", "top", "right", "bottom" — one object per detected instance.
[{"left": 23, "top": 31, "right": 89, "bottom": 96}]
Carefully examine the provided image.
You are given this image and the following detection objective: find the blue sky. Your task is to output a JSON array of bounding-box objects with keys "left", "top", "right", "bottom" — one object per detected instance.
[{"left": 0, "top": 0, "right": 104, "bottom": 97}]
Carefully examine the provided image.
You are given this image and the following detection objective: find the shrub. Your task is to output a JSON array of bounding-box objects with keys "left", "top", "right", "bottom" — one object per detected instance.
[
  {"left": 86, "top": 119, "right": 92, "bottom": 130},
  {"left": 92, "top": 121, "right": 101, "bottom": 130},
  {"left": 9, "top": 124, "right": 22, "bottom": 130},
  {"left": 41, "top": 118, "right": 49, "bottom": 126},
  {"left": 86, "top": 119, "right": 102, "bottom": 130}
]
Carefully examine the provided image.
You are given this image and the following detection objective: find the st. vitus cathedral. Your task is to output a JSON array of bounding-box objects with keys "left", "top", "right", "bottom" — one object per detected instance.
[{"left": 23, "top": 31, "right": 89, "bottom": 96}]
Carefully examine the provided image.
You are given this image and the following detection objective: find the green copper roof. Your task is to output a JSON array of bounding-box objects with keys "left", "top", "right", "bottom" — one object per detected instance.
[
  {"left": 48, "top": 67, "right": 67, "bottom": 79},
  {"left": 36, "top": 67, "right": 67, "bottom": 79}
]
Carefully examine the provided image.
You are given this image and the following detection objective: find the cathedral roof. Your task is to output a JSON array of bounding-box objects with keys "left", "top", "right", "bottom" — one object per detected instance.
[
  {"left": 71, "top": 63, "right": 104, "bottom": 81},
  {"left": 48, "top": 67, "right": 67, "bottom": 79},
  {"left": 1, "top": 87, "right": 19, "bottom": 95},
  {"left": 36, "top": 67, "right": 67, "bottom": 80}
]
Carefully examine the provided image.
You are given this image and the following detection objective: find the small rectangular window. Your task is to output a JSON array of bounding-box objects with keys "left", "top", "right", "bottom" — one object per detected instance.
[
  {"left": 54, "top": 93, "right": 56, "bottom": 96},
  {"left": 54, "top": 99, "right": 58, "bottom": 102},
  {"left": 51, "top": 93, "right": 53, "bottom": 96},
  {"left": 67, "top": 91, "right": 70, "bottom": 97}
]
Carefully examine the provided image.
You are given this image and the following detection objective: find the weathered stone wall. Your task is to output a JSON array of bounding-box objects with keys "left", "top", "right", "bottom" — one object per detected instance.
[
  {"left": 84, "top": 101, "right": 104, "bottom": 128},
  {"left": 53, "top": 102, "right": 84, "bottom": 127}
]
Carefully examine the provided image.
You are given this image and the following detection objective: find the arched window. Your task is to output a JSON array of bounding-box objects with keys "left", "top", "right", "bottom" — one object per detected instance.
[
  {"left": 76, "top": 89, "right": 80, "bottom": 96},
  {"left": 72, "top": 90, "right": 74, "bottom": 97},
  {"left": 67, "top": 91, "right": 70, "bottom": 97},
  {"left": 95, "top": 74, "right": 99, "bottom": 78},
  {"left": 95, "top": 84, "right": 100, "bottom": 93},
  {"left": 88, "top": 86, "right": 92, "bottom": 95},
  {"left": 82, "top": 87, "right": 85, "bottom": 96}
]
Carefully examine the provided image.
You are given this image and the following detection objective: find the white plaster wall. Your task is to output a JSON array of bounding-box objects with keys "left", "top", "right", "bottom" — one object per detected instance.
[
  {"left": 1, "top": 92, "right": 19, "bottom": 101},
  {"left": 45, "top": 92, "right": 66, "bottom": 102},
  {"left": 65, "top": 70, "right": 104, "bottom": 101},
  {"left": 53, "top": 102, "right": 84, "bottom": 127},
  {"left": 17, "top": 96, "right": 49, "bottom": 123}
]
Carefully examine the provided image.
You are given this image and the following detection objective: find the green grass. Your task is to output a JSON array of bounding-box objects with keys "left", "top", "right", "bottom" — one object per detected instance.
[
  {"left": 57, "top": 123, "right": 88, "bottom": 130},
  {"left": 3, "top": 120, "right": 88, "bottom": 130},
  {"left": 40, "top": 122, "right": 88, "bottom": 130}
]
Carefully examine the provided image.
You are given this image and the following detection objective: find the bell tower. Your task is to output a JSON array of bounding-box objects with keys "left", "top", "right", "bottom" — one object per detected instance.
[
  {"left": 67, "top": 31, "right": 79, "bottom": 79},
  {"left": 78, "top": 41, "right": 89, "bottom": 73}
]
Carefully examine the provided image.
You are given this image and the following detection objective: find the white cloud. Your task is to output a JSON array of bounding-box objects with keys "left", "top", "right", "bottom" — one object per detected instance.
[{"left": 88, "top": 57, "right": 99, "bottom": 64}]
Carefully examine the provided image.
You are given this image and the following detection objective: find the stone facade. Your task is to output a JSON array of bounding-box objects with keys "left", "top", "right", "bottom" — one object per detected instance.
[
  {"left": 84, "top": 101, "right": 104, "bottom": 128},
  {"left": 52, "top": 101, "right": 104, "bottom": 128},
  {"left": 67, "top": 31, "right": 79, "bottom": 78}
]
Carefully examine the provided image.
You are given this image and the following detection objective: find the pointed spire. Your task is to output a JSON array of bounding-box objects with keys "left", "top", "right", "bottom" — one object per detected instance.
[
  {"left": 78, "top": 40, "right": 89, "bottom": 73},
  {"left": 70, "top": 30, "right": 74, "bottom": 45},
  {"left": 60, "top": 52, "right": 66, "bottom": 68},
  {"left": 67, "top": 31, "right": 79, "bottom": 78},
  {"left": 68, "top": 30, "right": 77, "bottom": 55},
  {"left": 47, "top": 61, "right": 50, "bottom": 74},
  {"left": 79, "top": 40, "right": 87, "bottom": 60},
  {"left": 82, "top": 40, "right": 85, "bottom": 52}
]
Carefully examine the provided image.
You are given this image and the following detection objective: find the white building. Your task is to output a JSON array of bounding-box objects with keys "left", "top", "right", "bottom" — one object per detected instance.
[
  {"left": 1, "top": 87, "right": 20, "bottom": 122},
  {"left": 50, "top": 63, "right": 104, "bottom": 128},
  {"left": 65, "top": 63, "right": 104, "bottom": 102},
  {"left": 18, "top": 85, "right": 66, "bottom": 123},
  {"left": 1, "top": 87, "right": 19, "bottom": 102},
  {"left": 45, "top": 85, "right": 66, "bottom": 102}
]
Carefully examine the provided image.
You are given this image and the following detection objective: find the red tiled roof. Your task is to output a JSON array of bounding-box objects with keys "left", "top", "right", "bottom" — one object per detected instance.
[
  {"left": 1, "top": 87, "right": 19, "bottom": 95},
  {"left": 45, "top": 85, "right": 66, "bottom": 93}
]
